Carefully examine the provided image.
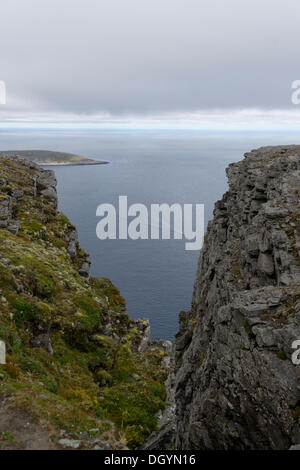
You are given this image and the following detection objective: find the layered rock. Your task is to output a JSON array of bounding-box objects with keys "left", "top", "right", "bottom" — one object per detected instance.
[{"left": 174, "top": 146, "right": 300, "bottom": 449}]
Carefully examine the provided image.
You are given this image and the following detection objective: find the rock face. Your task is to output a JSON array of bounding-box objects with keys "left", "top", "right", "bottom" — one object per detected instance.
[
  {"left": 0, "top": 155, "right": 57, "bottom": 237},
  {"left": 174, "top": 146, "right": 300, "bottom": 449},
  {"left": 0, "top": 154, "right": 89, "bottom": 283}
]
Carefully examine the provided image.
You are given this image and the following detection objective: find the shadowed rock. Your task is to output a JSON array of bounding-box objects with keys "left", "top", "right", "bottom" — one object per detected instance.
[{"left": 173, "top": 146, "right": 300, "bottom": 450}]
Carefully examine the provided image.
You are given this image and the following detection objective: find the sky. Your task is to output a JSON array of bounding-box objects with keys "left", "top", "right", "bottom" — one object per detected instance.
[{"left": 1, "top": 0, "right": 300, "bottom": 129}]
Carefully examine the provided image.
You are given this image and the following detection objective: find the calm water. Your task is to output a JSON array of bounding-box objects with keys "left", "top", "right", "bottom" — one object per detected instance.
[{"left": 1, "top": 130, "right": 299, "bottom": 339}]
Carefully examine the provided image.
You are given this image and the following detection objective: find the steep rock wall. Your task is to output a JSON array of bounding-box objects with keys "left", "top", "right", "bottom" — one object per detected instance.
[{"left": 174, "top": 146, "right": 300, "bottom": 449}]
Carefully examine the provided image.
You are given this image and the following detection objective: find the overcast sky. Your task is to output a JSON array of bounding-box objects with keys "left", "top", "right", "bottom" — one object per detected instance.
[{"left": 1, "top": 0, "right": 300, "bottom": 128}]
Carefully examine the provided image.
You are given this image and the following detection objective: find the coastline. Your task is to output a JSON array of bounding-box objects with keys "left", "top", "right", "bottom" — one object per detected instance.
[
  {"left": 40, "top": 159, "right": 109, "bottom": 166},
  {"left": 0, "top": 150, "right": 109, "bottom": 167}
]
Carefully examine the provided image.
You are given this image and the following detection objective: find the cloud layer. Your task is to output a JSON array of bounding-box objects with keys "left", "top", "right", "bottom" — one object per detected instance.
[{"left": 1, "top": 0, "right": 300, "bottom": 121}]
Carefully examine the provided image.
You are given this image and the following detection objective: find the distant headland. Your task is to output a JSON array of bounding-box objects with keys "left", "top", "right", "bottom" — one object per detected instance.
[{"left": 0, "top": 150, "right": 109, "bottom": 166}]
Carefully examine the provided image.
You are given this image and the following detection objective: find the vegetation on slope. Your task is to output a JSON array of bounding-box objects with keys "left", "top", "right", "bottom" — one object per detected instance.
[
  {"left": 0, "top": 156, "right": 167, "bottom": 449},
  {"left": 0, "top": 150, "right": 107, "bottom": 165}
]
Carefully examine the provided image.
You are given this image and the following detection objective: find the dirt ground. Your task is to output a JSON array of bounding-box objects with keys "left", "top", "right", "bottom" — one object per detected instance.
[{"left": 0, "top": 395, "right": 55, "bottom": 450}]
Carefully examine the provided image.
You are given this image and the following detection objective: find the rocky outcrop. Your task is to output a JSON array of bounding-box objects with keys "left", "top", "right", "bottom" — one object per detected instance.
[
  {"left": 174, "top": 146, "right": 300, "bottom": 450},
  {"left": 0, "top": 154, "right": 57, "bottom": 237},
  {"left": 0, "top": 154, "right": 90, "bottom": 282},
  {"left": 66, "top": 227, "right": 78, "bottom": 259},
  {"left": 130, "top": 318, "right": 151, "bottom": 353},
  {"left": 0, "top": 174, "right": 23, "bottom": 236},
  {"left": 36, "top": 169, "right": 58, "bottom": 208}
]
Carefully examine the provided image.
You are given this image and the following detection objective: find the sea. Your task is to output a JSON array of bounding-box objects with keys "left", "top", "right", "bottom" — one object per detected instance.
[{"left": 1, "top": 129, "right": 299, "bottom": 339}]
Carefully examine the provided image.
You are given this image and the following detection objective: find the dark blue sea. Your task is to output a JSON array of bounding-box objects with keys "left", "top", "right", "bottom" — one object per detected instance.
[{"left": 1, "top": 129, "right": 299, "bottom": 339}]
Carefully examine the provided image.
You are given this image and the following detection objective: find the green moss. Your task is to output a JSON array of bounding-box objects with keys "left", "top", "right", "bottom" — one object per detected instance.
[
  {"left": 12, "top": 299, "right": 51, "bottom": 327},
  {"left": 0, "top": 156, "right": 167, "bottom": 449},
  {"left": 13, "top": 300, "right": 35, "bottom": 327},
  {"left": 276, "top": 350, "right": 287, "bottom": 361},
  {"left": 292, "top": 406, "right": 300, "bottom": 420},
  {"left": 244, "top": 320, "right": 255, "bottom": 338},
  {"left": 119, "top": 312, "right": 130, "bottom": 324},
  {"left": 91, "top": 278, "right": 125, "bottom": 310},
  {"left": 23, "top": 220, "right": 43, "bottom": 233},
  {"left": 19, "top": 356, "right": 47, "bottom": 375},
  {"left": 74, "top": 294, "right": 102, "bottom": 331},
  {"left": 96, "top": 370, "right": 113, "bottom": 385},
  {"left": 58, "top": 213, "right": 72, "bottom": 228},
  {"left": 0, "top": 431, "right": 18, "bottom": 445},
  {"left": 102, "top": 380, "right": 165, "bottom": 448},
  {"left": 36, "top": 302, "right": 52, "bottom": 320},
  {"left": 92, "top": 334, "right": 114, "bottom": 347}
]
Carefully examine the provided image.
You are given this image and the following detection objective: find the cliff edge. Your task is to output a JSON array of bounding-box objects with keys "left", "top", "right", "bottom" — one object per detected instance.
[
  {"left": 174, "top": 145, "right": 300, "bottom": 449},
  {"left": 0, "top": 154, "right": 168, "bottom": 450}
]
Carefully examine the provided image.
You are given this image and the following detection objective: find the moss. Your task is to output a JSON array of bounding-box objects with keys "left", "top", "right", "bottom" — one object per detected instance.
[
  {"left": 197, "top": 352, "right": 205, "bottom": 368},
  {"left": 119, "top": 312, "right": 130, "bottom": 324},
  {"left": 292, "top": 406, "right": 300, "bottom": 420},
  {"left": 96, "top": 370, "right": 113, "bottom": 385},
  {"left": 36, "top": 302, "right": 52, "bottom": 321},
  {"left": 22, "top": 220, "right": 43, "bottom": 233},
  {"left": 0, "top": 431, "right": 18, "bottom": 445},
  {"left": 92, "top": 334, "right": 114, "bottom": 347},
  {"left": 244, "top": 320, "right": 255, "bottom": 338},
  {"left": 13, "top": 299, "right": 36, "bottom": 327},
  {"left": 102, "top": 380, "right": 166, "bottom": 448},
  {"left": 12, "top": 299, "right": 51, "bottom": 327},
  {"left": 91, "top": 278, "right": 126, "bottom": 310},
  {"left": 73, "top": 294, "right": 102, "bottom": 331},
  {"left": 0, "top": 156, "right": 168, "bottom": 449},
  {"left": 58, "top": 213, "right": 72, "bottom": 228},
  {"left": 276, "top": 350, "right": 287, "bottom": 361}
]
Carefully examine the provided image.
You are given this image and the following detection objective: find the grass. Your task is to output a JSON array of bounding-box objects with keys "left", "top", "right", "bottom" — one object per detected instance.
[{"left": 0, "top": 156, "right": 168, "bottom": 448}]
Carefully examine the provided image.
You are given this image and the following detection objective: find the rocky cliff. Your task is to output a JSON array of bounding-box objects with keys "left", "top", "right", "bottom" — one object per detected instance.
[
  {"left": 2, "top": 147, "right": 299, "bottom": 451},
  {"left": 174, "top": 145, "right": 300, "bottom": 449},
  {"left": 0, "top": 154, "right": 168, "bottom": 450}
]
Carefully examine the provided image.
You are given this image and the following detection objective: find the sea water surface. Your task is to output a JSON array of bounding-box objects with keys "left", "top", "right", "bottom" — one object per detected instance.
[{"left": 1, "top": 129, "right": 299, "bottom": 339}]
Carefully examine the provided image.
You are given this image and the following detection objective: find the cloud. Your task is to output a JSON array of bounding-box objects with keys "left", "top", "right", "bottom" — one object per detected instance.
[
  {"left": 1, "top": 108, "right": 300, "bottom": 131},
  {"left": 0, "top": 0, "right": 300, "bottom": 118}
]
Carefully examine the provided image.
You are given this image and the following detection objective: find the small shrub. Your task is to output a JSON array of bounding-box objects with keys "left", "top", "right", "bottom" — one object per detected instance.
[
  {"left": 96, "top": 370, "right": 113, "bottom": 386},
  {"left": 13, "top": 300, "right": 35, "bottom": 327}
]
